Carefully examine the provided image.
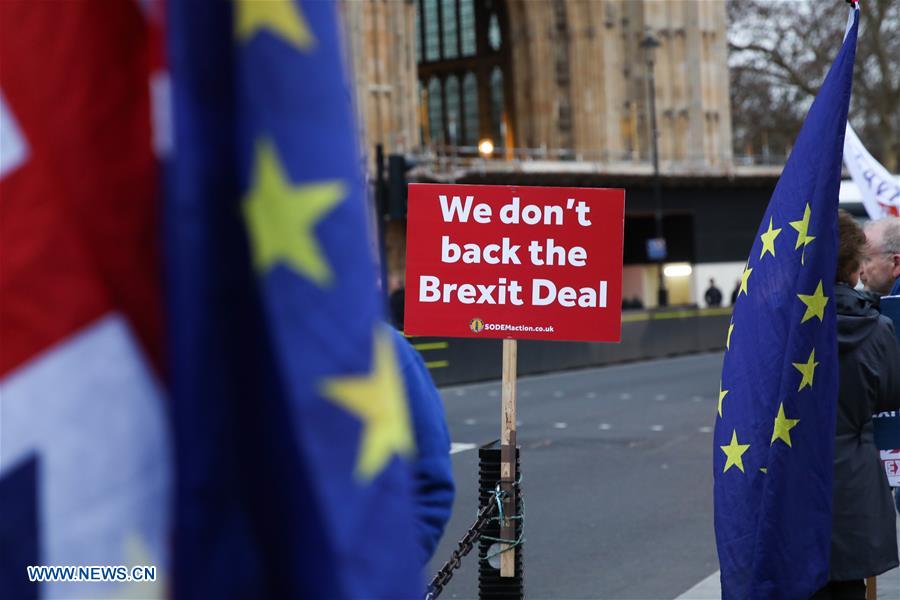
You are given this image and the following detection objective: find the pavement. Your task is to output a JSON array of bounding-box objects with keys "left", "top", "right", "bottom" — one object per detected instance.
[{"left": 427, "top": 352, "right": 900, "bottom": 599}]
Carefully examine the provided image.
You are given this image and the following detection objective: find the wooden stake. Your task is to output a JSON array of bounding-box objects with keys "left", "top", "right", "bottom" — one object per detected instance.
[
  {"left": 865, "top": 576, "right": 876, "bottom": 600},
  {"left": 500, "top": 339, "right": 517, "bottom": 577}
]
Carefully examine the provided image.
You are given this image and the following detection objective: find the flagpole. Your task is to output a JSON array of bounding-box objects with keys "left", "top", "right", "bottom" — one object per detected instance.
[{"left": 500, "top": 338, "right": 518, "bottom": 577}]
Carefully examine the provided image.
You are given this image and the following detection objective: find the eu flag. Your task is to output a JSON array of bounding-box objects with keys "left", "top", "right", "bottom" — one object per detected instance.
[
  {"left": 166, "top": 1, "right": 419, "bottom": 597},
  {"left": 713, "top": 8, "right": 858, "bottom": 599}
]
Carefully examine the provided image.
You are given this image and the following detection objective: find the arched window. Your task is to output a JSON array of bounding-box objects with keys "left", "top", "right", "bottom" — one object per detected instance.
[
  {"left": 442, "top": 0, "right": 458, "bottom": 59},
  {"left": 417, "top": 0, "right": 512, "bottom": 151},
  {"left": 490, "top": 67, "right": 505, "bottom": 146},
  {"left": 462, "top": 72, "right": 479, "bottom": 146},
  {"left": 445, "top": 75, "right": 460, "bottom": 144},
  {"left": 427, "top": 77, "right": 444, "bottom": 144}
]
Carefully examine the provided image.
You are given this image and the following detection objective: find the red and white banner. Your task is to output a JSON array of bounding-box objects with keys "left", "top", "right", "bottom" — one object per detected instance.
[
  {"left": 882, "top": 450, "right": 900, "bottom": 487},
  {"left": 404, "top": 184, "right": 624, "bottom": 342},
  {"left": 843, "top": 124, "right": 900, "bottom": 218}
]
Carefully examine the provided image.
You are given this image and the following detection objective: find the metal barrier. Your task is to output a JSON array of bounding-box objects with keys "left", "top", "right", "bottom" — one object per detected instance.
[{"left": 411, "top": 307, "right": 732, "bottom": 387}]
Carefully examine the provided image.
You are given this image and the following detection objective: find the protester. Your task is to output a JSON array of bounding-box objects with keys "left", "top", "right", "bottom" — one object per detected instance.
[
  {"left": 704, "top": 278, "right": 723, "bottom": 307},
  {"left": 726, "top": 279, "right": 738, "bottom": 306},
  {"left": 812, "top": 211, "right": 900, "bottom": 600},
  {"left": 391, "top": 327, "right": 455, "bottom": 567},
  {"left": 861, "top": 217, "right": 900, "bottom": 297}
]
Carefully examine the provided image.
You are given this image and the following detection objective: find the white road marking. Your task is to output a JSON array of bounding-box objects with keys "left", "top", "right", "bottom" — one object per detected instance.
[
  {"left": 655, "top": 394, "right": 667, "bottom": 401},
  {"left": 450, "top": 443, "right": 477, "bottom": 455},
  {"left": 553, "top": 391, "right": 564, "bottom": 398},
  {"left": 599, "top": 423, "right": 612, "bottom": 430},
  {"left": 650, "top": 425, "right": 664, "bottom": 432},
  {"left": 692, "top": 395, "right": 704, "bottom": 402},
  {"left": 553, "top": 422, "right": 568, "bottom": 429},
  {"left": 620, "top": 393, "right": 632, "bottom": 400},
  {"left": 699, "top": 426, "right": 713, "bottom": 433},
  {"left": 675, "top": 571, "right": 720, "bottom": 599},
  {"left": 586, "top": 392, "right": 597, "bottom": 399},
  {"left": 464, "top": 418, "right": 477, "bottom": 425}
]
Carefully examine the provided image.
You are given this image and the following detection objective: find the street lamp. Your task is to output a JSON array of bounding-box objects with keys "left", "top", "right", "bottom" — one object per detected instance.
[
  {"left": 640, "top": 30, "right": 668, "bottom": 307},
  {"left": 478, "top": 138, "right": 495, "bottom": 158}
]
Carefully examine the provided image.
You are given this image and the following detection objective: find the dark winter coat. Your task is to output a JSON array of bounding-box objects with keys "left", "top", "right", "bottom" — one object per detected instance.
[
  {"left": 830, "top": 283, "right": 900, "bottom": 581},
  {"left": 392, "top": 328, "right": 455, "bottom": 567},
  {"left": 704, "top": 286, "right": 723, "bottom": 307}
]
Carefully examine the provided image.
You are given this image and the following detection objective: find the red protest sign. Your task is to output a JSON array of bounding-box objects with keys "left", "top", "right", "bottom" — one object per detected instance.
[{"left": 404, "top": 184, "right": 624, "bottom": 342}]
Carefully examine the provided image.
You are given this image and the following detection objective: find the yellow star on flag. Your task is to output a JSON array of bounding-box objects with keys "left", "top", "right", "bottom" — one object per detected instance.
[
  {"left": 770, "top": 403, "right": 800, "bottom": 447},
  {"left": 243, "top": 141, "right": 345, "bottom": 285},
  {"left": 321, "top": 328, "right": 415, "bottom": 480},
  {"left": 789, "top": 203, "right": 816, "bottom": 264},
  {"left": 721, "top": 429, "right": 750, "bottom": 474},
  {"left": 717, "top": 383, "right": 729, "bottom": 418},
  {"left": 792, "top": 348, "right": 819, "bottom": 391},
  {"left": 235, "top": 0, "right": 316, "bottom": 50},
  {"left": 760, "top": 467, "right": 768, "bottom": 474},
  {"left": 738, "top": 265, "right": 752, "bottom": 297},
  {"left": 759, "top": 217, "right": 782, "bottom": 259},
  {"left": 726, "top": 321, "right": 734, "bottom": 350},
  {"left": 797, "top": 280, "right": 829, "bottom": 324}
]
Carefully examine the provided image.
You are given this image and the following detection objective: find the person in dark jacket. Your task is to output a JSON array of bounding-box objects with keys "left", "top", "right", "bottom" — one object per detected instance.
[
  {"left": 704, "top": 278, "right": 723, "bottom": 307},
  {"left": 391, "top": 327, "right": 455, "bottom": 568},
  {"left": 813, "top": 212, "right": 900, "bottom": 599}
]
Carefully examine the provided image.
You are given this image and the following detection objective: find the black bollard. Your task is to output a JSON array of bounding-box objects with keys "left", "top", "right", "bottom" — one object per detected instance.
[{"left": 478, "top": 441, "right": 523, "bottom": 600}]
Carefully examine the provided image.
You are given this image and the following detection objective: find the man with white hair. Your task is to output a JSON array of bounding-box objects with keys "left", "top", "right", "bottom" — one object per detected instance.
[{"left": 861, "top": 218, "right": 900, "bottom": 297}]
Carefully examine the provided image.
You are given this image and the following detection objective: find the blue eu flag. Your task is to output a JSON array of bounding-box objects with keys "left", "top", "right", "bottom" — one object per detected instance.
[
  {"left": 713, "top": 8, "right": 858, "bottom": 600},
  {"left": 166, "top": 1, "right": 419, "bottom": 597}
]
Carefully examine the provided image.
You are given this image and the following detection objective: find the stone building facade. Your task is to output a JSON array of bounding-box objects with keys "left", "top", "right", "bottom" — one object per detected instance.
[{"left": 339, "top": 0, "right": 733, "bottom": 174}]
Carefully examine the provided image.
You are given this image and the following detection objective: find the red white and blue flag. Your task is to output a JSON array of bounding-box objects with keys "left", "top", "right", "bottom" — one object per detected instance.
[
  {"left": 0, "top": 3, "right": 171, "bottom": 598},
  {"left": 1, "top": 1, "right": 421, "bottom": 598}
]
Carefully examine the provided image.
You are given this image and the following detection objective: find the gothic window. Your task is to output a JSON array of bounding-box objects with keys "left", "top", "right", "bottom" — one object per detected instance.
[
  {"left": 423, "top": 0, "right": 440, "bottom": 62},
  {"left": 417, "top": 0, "right": 512, "bottom": 150},
  {"left": 460, "top": 0, "right": 476, "bottom": 56},
  {"left": 490, "top": 67, "right": 505, "bottom": 146},
  {"left": 488, "top": 13, "right": 501, "bottom": 51},
  {"left": 427, "top": 77, "right": 444, "bottom": 144},
  {"left": 462, "top": 72, "right": 479, "bottom": 146},
  {"left": 445, "top": 75, "right": 461, "bottom": 144}
]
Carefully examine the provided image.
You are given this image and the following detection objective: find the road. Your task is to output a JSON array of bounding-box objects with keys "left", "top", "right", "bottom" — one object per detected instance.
[
  {"left": 428, "top": 352, "right": 723, "bottom": 599},
  {"left": 425, "top": 351, "right": 900, "bottom": 599}
]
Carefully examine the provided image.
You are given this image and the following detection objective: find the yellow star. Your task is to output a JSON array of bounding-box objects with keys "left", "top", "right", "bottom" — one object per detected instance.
[
  {"left": 789, "top": 203, "right": 816, "bottom": 264},
  {"left": 243, "top": 141, "right": 345, "bottom": 285},
  {"left": 321, "top": 328, "right": 415, "bottom": 480},
  {"left": 797, "top": 280, "right": 829, "bottom": 324},
  {"left": 738, "top": 266, "right": 752, "bottom": 297},
  {"left": 792, "top": 348, "right": 819, "bottom": 391},
  {"left": 235, "top": 0, "right": 316, "bottom": 50},
  {"left": 717, "top": 383, "right": 729, "bottom": 418},
  {"left": 770, "top": 403, "right": 800, "bottom": 447},
  {"left": 721, "top": 429, "right": 750, "bottom": 474},
  {"left": 759, "top": 217, "right": 782, "bottom": 259},
  {"left": 726, "top": 321, "right": 734, "bottom": 350},
  {"left": 760, "top": 467, "right": 768, "bottom": 474}
]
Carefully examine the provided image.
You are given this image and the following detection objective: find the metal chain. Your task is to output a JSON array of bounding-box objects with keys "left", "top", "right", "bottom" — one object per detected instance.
[{"left": 424, "top": 486, "right": 505, "bottom": 600}]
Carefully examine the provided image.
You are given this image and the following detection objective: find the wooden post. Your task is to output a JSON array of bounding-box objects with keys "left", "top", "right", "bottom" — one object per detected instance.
[
  {"left": 865, "top": 576, "right": 876, "bottom": 600},
  {"left": 500, "top": 339, "right": 518, "bottom": 577}
]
